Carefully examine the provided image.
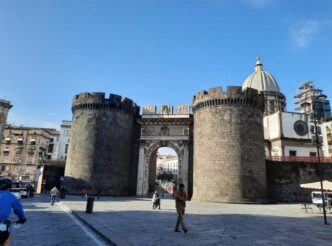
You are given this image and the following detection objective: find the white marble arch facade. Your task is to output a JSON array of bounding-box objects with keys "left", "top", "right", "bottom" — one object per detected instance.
[{"left": 136, "top": 114, "right": 192, "bottom": 197}]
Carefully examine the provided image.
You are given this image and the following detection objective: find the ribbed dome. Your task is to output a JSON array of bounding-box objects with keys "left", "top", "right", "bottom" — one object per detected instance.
[{"left": 242, "top": 57, "right": 280, "bottom": 92}]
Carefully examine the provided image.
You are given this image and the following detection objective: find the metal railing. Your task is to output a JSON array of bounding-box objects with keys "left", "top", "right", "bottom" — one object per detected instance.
[{"left": 266, "top": 156, "right": 332, "bottom": 163}]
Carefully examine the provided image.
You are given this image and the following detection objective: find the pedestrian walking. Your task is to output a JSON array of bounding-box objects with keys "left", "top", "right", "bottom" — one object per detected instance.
[
  {"left": 172, "top": 185, "right": 177, "bottom": 199},
  {"left": 80, "top": 187, "right": 88, "bottom": 200},
  {"left": 174, "top": 183, "right": 188, "bottom": 233},
  {"left": 152, "top": 191, "right": 161, "bottom": 209},
  {"left": 50, "top": 186, "right": 59, "bottom": 205},
  {"left": 96, "top": 187, "right": 102, "bottom": 200}
]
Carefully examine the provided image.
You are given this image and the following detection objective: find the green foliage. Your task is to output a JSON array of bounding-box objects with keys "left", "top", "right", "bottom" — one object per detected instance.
[
  {"left": 157, "top": 171, "right": 176, "bottom": 182},
  {"left": 290, "top": 163, "right": 299, "bottom": 175}
]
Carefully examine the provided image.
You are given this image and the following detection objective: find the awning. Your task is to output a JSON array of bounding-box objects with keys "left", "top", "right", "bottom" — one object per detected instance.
[
  {"left": 300, "top": 180, "right": 332, "bottom": 191},
  {"left": 5, "top": 137, "right": 11, "bottom": 141},
  {"left": 18, "top": 138, "right": 23, "bottom": 141},
  {"left": 30, "top": 139, "right": 36, "bottom": 142}
]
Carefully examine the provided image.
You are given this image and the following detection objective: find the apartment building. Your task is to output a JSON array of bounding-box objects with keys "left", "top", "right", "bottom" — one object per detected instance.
[{"left": 0, "top": 125, "right": 59, "bottom": 181}]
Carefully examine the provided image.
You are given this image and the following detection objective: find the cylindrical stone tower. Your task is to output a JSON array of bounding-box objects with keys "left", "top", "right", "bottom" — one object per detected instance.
[
  {"left": 0, "top": 99, "right": 12, "bottom": 141},
  {"left": 64, "top": 92, "right": 139, "bottom": 195},
  {"left": 192, "top": 86, "right": 267, "bottom": 203}
]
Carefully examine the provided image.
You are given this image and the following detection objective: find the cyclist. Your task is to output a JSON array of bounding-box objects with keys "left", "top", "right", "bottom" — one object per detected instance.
[
  {"left": 50, "top": 186, "right": 59, "bottom": 205},
  {"left": 0, "top": 178, "right": 26, "bottom": 246}
]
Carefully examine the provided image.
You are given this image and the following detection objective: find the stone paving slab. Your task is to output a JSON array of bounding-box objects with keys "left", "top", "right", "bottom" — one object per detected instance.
[
  {"left": 10, "top": 195, "right": 106, "bottom": 246},
  {"left": 61, "top": 196, "right": 332, "bottom": 246}
]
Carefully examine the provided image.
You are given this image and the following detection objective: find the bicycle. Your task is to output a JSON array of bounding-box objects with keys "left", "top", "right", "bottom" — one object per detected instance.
[
  {"left": 51, "top": 195, "right": 57, "bottom": 205},
  {"left": 0, "top": 220, "right": 23, "bottom": 245}
]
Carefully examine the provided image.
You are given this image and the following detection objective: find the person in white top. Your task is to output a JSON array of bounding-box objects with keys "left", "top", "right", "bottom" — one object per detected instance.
[{"left": 50, "top": 186, "right": 59, "bottom": 205}]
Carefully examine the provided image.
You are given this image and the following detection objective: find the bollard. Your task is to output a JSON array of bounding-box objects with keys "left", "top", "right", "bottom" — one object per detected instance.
[
  {"left": 86, "top": 196, "right": 95, "bottom": 213},
  {"left": 60, "top": 189, "right": 66, "bottom": 199}
]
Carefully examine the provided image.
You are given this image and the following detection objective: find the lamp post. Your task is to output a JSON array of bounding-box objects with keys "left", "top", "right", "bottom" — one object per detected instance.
[{"left": 301, "top": 90, "right": 329, "bottom": 225}]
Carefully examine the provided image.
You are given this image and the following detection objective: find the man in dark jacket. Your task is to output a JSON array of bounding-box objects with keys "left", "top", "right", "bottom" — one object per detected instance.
[{"left": 174, "top": 183, "right": 188, "bottom": 233}]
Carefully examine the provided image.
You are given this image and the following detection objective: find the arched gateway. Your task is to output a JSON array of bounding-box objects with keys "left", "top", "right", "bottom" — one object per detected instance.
[
  {"left": 136, "top": 105, "right": 193, "bottom": 197},
  {"left": 65, "top": 87, "right": 267, "bottom": 203}
]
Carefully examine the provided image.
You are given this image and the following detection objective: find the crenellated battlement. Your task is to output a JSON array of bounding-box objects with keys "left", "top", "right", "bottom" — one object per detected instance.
[
  {"left": 0, "top": 99, "right": 12, "bottom": 108},
  {"left": 192, "top": 86, "right": 264, "bottom": 112},
  {"left": 71, "top": 92, "right": 139, "bottom": 115}
]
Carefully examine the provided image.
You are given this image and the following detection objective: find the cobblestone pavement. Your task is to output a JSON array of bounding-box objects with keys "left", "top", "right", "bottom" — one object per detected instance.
[
  {"left": 60, "top": 195, "right": 332, "bottom": 246},
  {"left": 9, "top": 195, "right": 109, "bottom": 246}
]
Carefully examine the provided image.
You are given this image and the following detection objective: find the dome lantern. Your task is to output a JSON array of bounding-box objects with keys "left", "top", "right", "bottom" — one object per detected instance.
[{"left": 242, "top": 57, "right": 280, "bottom": 92}]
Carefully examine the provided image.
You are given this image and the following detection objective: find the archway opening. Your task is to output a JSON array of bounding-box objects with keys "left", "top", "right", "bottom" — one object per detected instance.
[{"left": 148, "top": 147, "right": 178, "bottom": 197}]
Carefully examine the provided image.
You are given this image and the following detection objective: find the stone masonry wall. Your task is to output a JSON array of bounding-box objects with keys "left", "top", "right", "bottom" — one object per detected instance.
[
  {"left": 266, "top": 160, "right": 332, "bottom": 202},
  {"left": 192, "top": 86, "right": 267, "bottom": 203},
  {"left": 0, "top": 99, "right": 12, "bottom": 142},
  {"left": 64, "top": 92, "right": 139, "bottom": 195}
]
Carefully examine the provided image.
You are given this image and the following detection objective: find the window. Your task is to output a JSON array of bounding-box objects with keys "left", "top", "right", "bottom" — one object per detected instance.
[
  {"left": 48, "top": 144, "right": 54, "bottom": 153},
  {"left": 50, "top": 138, "right": 54, "bottom": 143},
  {"left": 289, "top": 151, "right": 297, "bottom": 156},
  {"left": 28, "top": 146, "right": 36, "bottom": 155},
  {"left": 0, "top": 165, "right": 5, "bottom": 171},
  {"left": 269, "top": 101, "right": 275, "bottom": 114},
  {"left": 13, "top": 157, "right": 21, "bottom": 164},
  {"left": 65, "top": 144, "right": 69, "bottom": 154},
  {"left": 3, "top": 156, "right": 9, "bottom": 163},
  {"left": 3, "top": 147, "right": 10, "bottom": 152},
  {"left": 310, "top": 152, "right": 317, "bottom": 157}
]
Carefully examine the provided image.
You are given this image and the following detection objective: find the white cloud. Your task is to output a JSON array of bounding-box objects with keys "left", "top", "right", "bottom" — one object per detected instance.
[
  {"left": 243, "top": 0, "right": 276, "bottom": 8},
  {"left": 290, "top": 20, "right": 321, "bottom": 48}
]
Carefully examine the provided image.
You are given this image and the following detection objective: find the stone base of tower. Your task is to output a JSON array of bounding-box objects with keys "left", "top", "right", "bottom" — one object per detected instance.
[
  {"left": 64, "top": 176, "right": 132, "bottom": 196},
  {"left": 191, "top": 194, "right": 268, "bottom": 204}
]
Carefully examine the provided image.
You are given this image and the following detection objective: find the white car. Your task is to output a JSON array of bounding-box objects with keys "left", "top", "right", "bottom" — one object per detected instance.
[
  {"left": 311, "top": 191, "right": 332, "bottom": 207},
  {"left": 11, "top": 187, "right": 28, "bottom": 199}
]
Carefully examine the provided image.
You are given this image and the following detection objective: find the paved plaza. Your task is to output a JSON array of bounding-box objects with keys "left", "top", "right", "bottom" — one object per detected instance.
[
  {"left": 9, "top": 195, "right": 332, "bottom": 246},
  {"left": 10, "top": 195, "right": 106, "bottom": 246},
  {"left": 60, "top": 195, "right": 332, "bottom": 246}
]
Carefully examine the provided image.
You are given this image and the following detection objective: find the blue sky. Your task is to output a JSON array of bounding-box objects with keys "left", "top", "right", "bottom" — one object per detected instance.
[{"left": 1, "top": 0, "right": 332, "bottom": 130}]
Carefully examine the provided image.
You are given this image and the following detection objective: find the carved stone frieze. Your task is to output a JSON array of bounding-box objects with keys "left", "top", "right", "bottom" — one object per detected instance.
[
  {"left": 176, "top": 104, "right": 191, "bottom": 115},
  {"left": 160, "top": 126, "right": 169, "bottom": 136},
  {"left": 160, "top": 105, "right": 173, "bottom": 114},
  {"left": 143, "top": 105, "right": 157, "bottom": 115}
]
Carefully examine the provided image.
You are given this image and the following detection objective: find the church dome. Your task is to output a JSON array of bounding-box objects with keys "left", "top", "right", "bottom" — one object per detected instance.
[{"left": 242, "top": 57, "right": 280, "bottom": 92}]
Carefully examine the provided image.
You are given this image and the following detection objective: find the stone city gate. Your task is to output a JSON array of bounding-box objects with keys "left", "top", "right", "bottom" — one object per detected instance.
[{"left": 136, "top": 104, "right": 193, "bottom": 197}]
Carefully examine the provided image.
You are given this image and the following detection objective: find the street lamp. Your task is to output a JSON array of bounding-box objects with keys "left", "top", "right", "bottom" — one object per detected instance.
[{"left": 301, "top": 90, "right": 329, "bottom": 225}]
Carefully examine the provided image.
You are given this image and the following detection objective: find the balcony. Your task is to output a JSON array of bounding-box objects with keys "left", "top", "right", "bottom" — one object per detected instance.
[
  {"left": 266, "top": 156, "right": 332, "bottom": 163},
  {"left": 27, "top": 146, "right": 36, "bottom": 155},
  {"left": 15, "top": 146, "right": 23, "bottom": 154}
]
